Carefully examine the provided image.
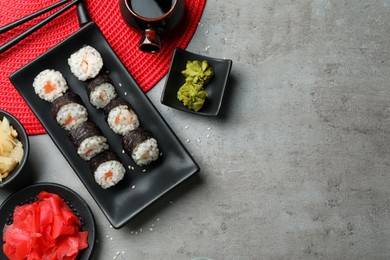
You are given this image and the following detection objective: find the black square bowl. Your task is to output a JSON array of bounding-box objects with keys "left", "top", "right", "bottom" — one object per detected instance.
[{"left": 161, "top": 48, "right": 232, "bottom": 116}]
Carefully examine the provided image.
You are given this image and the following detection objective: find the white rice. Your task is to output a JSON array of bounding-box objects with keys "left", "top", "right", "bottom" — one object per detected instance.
[
  {"left": 68, "top": 45, "right": 103, "bottom": 81},
  {"left": 94, "top": 160, "right": 125, "bottom": 189},
  {"left": 77, "top": 136, "right": 109, "bottom": 160},
  {"left": 107, "top": 105, "right": 139, "bottom": 135},
  {"left": 132, "top": 138, "right": 159, "bottom": 166},
  {"left": 89, "top": 83, "right": 117, "bottom": 109},
  {"left": 33, "top": 69, "right": 68, "bottom": 102},
  {"left": 56, "top": 103, "right": 88, "bottom": 131}
]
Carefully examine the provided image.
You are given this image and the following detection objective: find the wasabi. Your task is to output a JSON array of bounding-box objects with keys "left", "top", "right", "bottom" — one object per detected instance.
[
  {"left": 177, "top": 60, "right": 214, "bottom": 111},
  {"left": 181, "top": 60, "right": 214, "bottom": 85},
  {"left": 177, "top": 80, "right": 208, "bottom": 112}
]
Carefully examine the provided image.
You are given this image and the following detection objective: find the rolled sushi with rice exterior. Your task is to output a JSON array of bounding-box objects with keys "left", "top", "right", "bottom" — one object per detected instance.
[
  {"left": 51, "top": 92, "right": 88, "bottom": 131},
  {"left": 90, "top": 151, "right": 126, "bottom": 189},
  {"left": 69, "top": 121, "right": 109, "bottom": 161},
  {"left": 33, "top": 69, "right": 68, "bottom": 102},
  {"left": 103, "top": 98, "right": 140, "bottom": 136},
  {"left": 86, "top": 73, "right": 117, "bottom": 109},
  {"left": 68, "top": 45, "right": 103, "bottom": 81},
  {"left": 123, "top": 128, "right": 159, "bottom": 166}
]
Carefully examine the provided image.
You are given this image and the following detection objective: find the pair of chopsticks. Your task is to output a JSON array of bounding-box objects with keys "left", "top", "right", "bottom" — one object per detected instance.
[{"left": 0, "top": 0, "right": 90, "bottom": 54}]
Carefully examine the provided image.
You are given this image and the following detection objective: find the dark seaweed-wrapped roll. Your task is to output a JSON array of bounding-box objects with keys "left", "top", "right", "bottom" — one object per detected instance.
[
  {"left": 103, "top": 97, "right": 139, "bottom": 136},
  {"left": 123, "top": 128, "right": 159, "bottom": 166},
  {"left": 69, "top": 121, "right": 109, "bottom": 161},
  {"left": 90, "top": 151, "right": 126, "bottom": 189},
  {"left": 86, "top": 73, "right": 117, "bottom": 109},
  {"left": 51, "top": 92, "right": 88, "bottom": 131}
]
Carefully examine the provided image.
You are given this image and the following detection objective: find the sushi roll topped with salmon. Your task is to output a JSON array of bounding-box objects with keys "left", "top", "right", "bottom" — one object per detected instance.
[
  {"left": 90, "top": 151, "right": 126, "bottom": 189},
  {"left": 68, "top": 45, "right": 103, "bottom": 81},
  {"left": 86, "top": 73, "right": 117, "bottom": 109},
  {"left": 123, "top": 128, "right": 159, "bottom": 166},
  {"left": 69, "top": 121, "right": 109, "bottom": 161},
  {"left": 104, "top": 98, "right": 139, "bottom": 136},
  {"left": 51, "top": 92, "right": 88, "bottom": 131},
  {"left": 33, "top": 69, "right": 68, "bottom": 102}
]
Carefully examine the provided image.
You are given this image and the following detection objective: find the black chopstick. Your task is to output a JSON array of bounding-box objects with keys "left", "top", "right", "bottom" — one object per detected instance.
[
  {"left": 0, "top": 0, "right": 81, "bottom": 54},
  {"left": 76, "top": 1, "right": 91, "bottom": 27},
  {"left": 0, "top": 0, "right": 71, "bottom": 34}
]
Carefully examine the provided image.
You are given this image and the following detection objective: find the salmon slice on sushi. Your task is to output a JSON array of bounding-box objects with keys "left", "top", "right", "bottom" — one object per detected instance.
[
  {"left": 104, "top": 98, "right": 140, "bottom": 136},
  {"left": 123, "top": 128, "right": 159, "bottom": 166},
  {"left": 33, "top": 69, "right": 68, "bottom": 102},
  {"left": 69, "top": 121, "right": 109, "bottom": 161},
  {"left": 51, "top": 92, "right": 88, "bottom": 131},
  {"left": 90, "top": 151, "right": 126, "bottom": 189}
]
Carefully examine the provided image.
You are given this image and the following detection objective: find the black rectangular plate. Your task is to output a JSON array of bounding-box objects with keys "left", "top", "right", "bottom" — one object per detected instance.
[{"left": 9, "top": 22, "right": 199, "bottom": 229}]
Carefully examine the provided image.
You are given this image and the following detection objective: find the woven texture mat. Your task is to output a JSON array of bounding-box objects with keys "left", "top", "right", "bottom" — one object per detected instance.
[{"left": 0, "top": 0, "right": 206, "bottom": 135}]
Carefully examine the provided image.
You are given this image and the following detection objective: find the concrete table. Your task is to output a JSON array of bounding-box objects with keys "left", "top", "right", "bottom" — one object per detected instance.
[{"left": 1, "top": 0, "right": 390, "bottom": 259}]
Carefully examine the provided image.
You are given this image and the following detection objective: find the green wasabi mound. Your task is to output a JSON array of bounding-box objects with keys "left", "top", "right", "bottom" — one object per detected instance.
[
  {"left": 177, "top": 60, "right": 214, "bottom": 111},
  {"left": 177, "top": 80, "right": 208, "bottom": 112},
  {"left": 181, "top": 60, "right": 214, "bottom": 85}
]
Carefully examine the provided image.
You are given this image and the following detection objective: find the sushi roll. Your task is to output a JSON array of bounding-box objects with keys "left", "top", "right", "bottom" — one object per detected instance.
[
  {"left": 33, "top": 69, "right": 68, "bottom": 102},
  {"left": 90, "top": 151, "right": 126, "bottom": 189},
  {"left": 51, "top": 92, "right": 88, "bottom": 131},
  {"left": 104, "top": 98, "right": 139, "bottom": 136},
  {"left": 87, "top": 73, "right": 117, "bottom": 109},
  {"left": 123, "top": 128, "right": 159, "bottom": 166},
  {"left": 69, "top": 121, "right": 109, "bottom": 160},
  {"left": 68, "top": 45, "right": 103, "bottom": 81}
]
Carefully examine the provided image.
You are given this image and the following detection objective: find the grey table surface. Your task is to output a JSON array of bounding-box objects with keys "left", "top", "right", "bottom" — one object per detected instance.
[{"left": 1, "top": 0, "right": 390, "bottom": 259}]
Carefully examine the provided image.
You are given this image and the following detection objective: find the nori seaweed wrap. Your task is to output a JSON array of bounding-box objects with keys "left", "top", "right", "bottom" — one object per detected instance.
[{"left": 122, "top": 128, "right": 159, "bottom": 166}]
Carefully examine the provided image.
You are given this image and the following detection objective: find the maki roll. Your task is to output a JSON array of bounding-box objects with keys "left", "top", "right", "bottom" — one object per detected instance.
[
  {"left": 69, "top": 121, "right": 109, "bottom": 160},
  {"left": 68, "top": 45, "right": 103, "bottom": 81},
  {"left": 104, "top": 98, "right": 139, "bottom": 136},
  {"left": 86, "top": 73, "right": 117, "bottom": 109},
  {"left": 51, "top": 92, "right": 88, "bottom": 131},
  {"left": 123, "top": 128, "right": 159, "bottom": 166},
  {"left": 33, "top": 69, "right": 68, "bottom": 102},
  {"left": 90, "top": 151, "right": 126, "bottom": 189}
]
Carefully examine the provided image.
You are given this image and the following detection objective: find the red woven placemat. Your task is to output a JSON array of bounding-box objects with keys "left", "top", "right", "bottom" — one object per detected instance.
[{"left": 0, "top": 0, "right": 206, "bottom": 135}]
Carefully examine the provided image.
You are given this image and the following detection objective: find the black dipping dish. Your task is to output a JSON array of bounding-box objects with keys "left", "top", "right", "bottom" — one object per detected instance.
[
  {"left": 0, "top": 182, "right": 96, "bottom": 259},
  {"left": 0, "top": 109, "right": 30, "bottom": 188},
  {"left": 161, "top": 48, "right": 233, "bottom": 116}
]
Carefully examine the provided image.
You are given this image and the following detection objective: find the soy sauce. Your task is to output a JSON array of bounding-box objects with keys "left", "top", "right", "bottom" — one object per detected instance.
[{"left": 129, "top": 0, "right": 174, "bottom": 19}]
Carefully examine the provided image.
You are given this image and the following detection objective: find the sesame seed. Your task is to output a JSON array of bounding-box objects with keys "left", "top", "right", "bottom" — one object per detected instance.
[
  {"left": 150, "top": 228, "right": 154, "bottom": 231},
  {"left": 142, "top": 169, "right": 146, "bottom": 172},
  {"left": 185, "top": 125, "right": 189, "bottom": 129},
  {"left": 132, "top": 185, "right": 136, "bottom": 189},
  {"left": 124, "top": 92, "right": 128, "bottom": 95},
  {"left": 119, "top": 83, "right": 122, "bottom": 87},
  {"left": 122, "top": 150, "right": 125, "bottom": 153},
  {"left": 205, "top": 30, "right": 209, "bottom": 34},
  {"left": 206, "top": 134, "right": 210, "bottom": 138},
  {"left": 207, "top": 127, "right": 211, "bottom": 130},
  {"left": 186, "top": 139, "right": 190, "bottom": 143}
]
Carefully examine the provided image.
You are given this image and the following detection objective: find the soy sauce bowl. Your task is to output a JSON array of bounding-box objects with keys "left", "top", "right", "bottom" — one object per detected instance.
[
  {"left": 0, "top": 110, "right": 29, "bottom": 188},
  {"left": 161, "top": 48, "right": 233, "bottom": 116}
]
